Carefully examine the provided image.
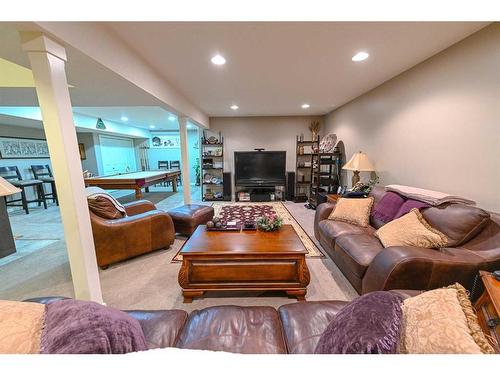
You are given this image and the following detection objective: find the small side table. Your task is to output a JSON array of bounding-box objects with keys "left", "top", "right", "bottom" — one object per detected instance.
[
  {"left": 474, "top": 270, "right": 500, "bottom": 352},
  {"left": 326, "top": 194, "right": 341, "bottom": 203}
]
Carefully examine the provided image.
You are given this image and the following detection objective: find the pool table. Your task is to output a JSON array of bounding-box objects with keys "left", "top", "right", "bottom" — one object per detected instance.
[{"left": 84, "top": 170, "right": 181, "bottom": 199}]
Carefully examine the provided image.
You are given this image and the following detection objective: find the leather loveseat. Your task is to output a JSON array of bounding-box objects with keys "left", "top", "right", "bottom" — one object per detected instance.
[
  {"left": 26, "top": 291, "right": 419, "bottom": 354},
  {"left": 314, "top": 186, "right": 500, "bottom": 294},
  {"left": 89, "top": 200, "right": 175, "bottom": 268}
]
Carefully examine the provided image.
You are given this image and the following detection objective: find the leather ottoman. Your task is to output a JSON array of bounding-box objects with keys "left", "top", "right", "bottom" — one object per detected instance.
[{"left": 168, "top": 204, "right": 214, "bottom": 236}]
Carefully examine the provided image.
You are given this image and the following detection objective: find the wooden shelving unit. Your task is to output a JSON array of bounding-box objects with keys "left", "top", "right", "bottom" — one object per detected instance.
[
  {"left": 308, "top": 150, "right": 342, "bottom": 209},
  {"left": 294, "top": 135, "right": 320, "bottom": 203},
  {"left": 201, "top": 131, "right": 228, "bottom": 201}
]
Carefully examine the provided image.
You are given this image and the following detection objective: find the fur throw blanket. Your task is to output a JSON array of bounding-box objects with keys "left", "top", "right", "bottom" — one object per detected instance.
[{"left": 0, "top": 299, "right": 147, "bottom": 354}]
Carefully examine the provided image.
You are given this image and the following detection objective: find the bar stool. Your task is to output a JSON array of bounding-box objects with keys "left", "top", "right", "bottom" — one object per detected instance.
[
  {"left": 0, "top": 166, "right": 47, "bottom": 214},
  {"left": 31, "top": 164, "right": 59, "bottom": 206},
  {"left": 170, "top": 160, "right": 182, "bottom": 185},
  {"left": 158, "top": 160, "right": 170, "bottom": 187}
]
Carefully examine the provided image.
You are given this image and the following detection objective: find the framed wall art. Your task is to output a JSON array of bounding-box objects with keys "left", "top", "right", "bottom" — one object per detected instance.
[
  {"left": 0, "top": 136, "right": 50, "bottom": 159},
  {"left": 150, "top": 134, "right": 181, "bottom": 148}
]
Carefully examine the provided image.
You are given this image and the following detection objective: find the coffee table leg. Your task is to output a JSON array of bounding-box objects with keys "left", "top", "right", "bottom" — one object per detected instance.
[
  {"left": 183, "top": 290, "right": 204, "bottom": 303},
  {"left": 286, "top": 289, "right": 307, "bottom": 301}
]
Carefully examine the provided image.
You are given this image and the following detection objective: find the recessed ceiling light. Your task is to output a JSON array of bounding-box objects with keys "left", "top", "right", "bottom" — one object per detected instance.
[
  {"left": 120, "top": 116, "right": 128, "bottom": 122},
  {"left": 168, "top": 116, "right": 176, "bottom": 121},
  {"left": 211, "top": 54, "right": 226, "bottom": 65},
  {"left": 301, "top": 104, "right": 310, "bottom": 109},
  {"left": 230, "top": 104, "right": 239, "bottom": 110},
  {"left": 149, "top": 125, "right": 156, "bottom": 129},
  {"left": 352, "top": 51, "right": 369, "bottom": 62}
]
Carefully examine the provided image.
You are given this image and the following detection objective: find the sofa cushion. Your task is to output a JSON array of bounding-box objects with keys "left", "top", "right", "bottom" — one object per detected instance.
[
  {"left": 126, "top": 310, "right": 188, "bottom": 349},
  {"left": 375, "top": 209, "right": 448, "bottom": 249},
  {"left": 315, "top": 291, "right": 404, "bottom": 354},
  {"left": 278, "top": 301, "right": 349, "bottom": 354},
  {"left": 401, "top": 283, "right": 494, "bottom": 354},
  {"left": 371, "top": 192, "right": 405, "bottom": 223},
  {"left": 422, "top": 204, "right": 490, "bottom": 247},
  {"left": 394, "top": 199, "right": 430, "bottom": 219},
  {"left": 88, "top": 195, "right": 126, "bottom": 220},
  {"left": 176, "top": 305, "right": 286, "bottom": 354},
  {"left": 334, "top": 234, "right": 385, "bottom": 278},
  {"left": 41, "top": 299, "right": 147, "bottom": 354},
  {"left": 318, "top": 219, "right": 375, "bottom": 245},
  {"left": 328, "top": 197, "right": 374, "bottom": 227}
]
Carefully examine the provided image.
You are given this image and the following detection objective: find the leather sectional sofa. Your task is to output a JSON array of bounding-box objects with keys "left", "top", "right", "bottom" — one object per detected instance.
[
  {"left": 27, "top": 292, "right": 419, "bottom": 354},
  {"left": 314, "top": 186, "right": 500, "bottom": 294}
]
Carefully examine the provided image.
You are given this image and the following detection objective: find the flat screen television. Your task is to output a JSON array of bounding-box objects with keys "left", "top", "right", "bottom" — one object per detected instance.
[{"left": 234, "top": 151, "right": 286, "bottom": 186}]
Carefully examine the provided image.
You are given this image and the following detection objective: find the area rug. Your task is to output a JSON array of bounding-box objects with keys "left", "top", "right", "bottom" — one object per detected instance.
[{"left": 171, "top": 201, "right": 324, "bottom": 262}]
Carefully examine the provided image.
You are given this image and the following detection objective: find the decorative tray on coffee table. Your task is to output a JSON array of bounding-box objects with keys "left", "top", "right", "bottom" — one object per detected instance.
[{"left": 206, "top": 221, "right": 242, "bottom": 232}]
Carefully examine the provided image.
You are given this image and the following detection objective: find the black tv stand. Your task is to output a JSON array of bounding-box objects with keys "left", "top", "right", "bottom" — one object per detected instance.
[{"left": 235, "top": 185, "right": 284, "bottom": 202}]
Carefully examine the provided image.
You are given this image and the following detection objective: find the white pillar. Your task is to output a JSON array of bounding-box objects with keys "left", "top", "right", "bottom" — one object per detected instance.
[
  {"left": 178, "top": 116, "right": 191, "bottom": 204},
  {"left": 21, "top": 32, "right": 103, "bottom": 303}
]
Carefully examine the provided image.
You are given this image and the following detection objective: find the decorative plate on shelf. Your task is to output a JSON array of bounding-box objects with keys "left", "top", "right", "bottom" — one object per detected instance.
[
  {"left": 207, "top": 136, "right": 218, "bottom": 144},
  {"left": 319, "top": 133, "right": 338, "bottom": 153}
]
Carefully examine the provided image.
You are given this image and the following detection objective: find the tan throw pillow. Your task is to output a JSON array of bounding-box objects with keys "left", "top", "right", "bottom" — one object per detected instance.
[
  {"left": 400, "top": 284, "right": 495, "bottom": 354},
  {"left": 375, "top": 208, "right": 448, "bottom": 248},
  {"left": 328, "top": 197, "right": 374, "bottom": 227},
  {"left": 0, "top": 300, "right": 45, "bottom": 354}
]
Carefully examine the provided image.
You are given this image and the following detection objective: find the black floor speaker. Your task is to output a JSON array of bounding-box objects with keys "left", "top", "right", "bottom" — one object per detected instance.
[
  {"left": 286, "top": 171, "right": 295, "bottom": 201},
  {"left": 223, "top": 172, "right": 232, "bottom": 201}
]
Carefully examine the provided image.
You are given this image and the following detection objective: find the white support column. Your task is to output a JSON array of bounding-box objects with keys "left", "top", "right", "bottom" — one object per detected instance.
[
  {"left": 178, "top": 116, "right": 191, "bottom": 204},
  {"left": 21, "top": 32, "right": 103, "bottom": 303}
]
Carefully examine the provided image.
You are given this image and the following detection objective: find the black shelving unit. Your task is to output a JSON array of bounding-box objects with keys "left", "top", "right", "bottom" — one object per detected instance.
[
  {"left": 308, "top": 151, "right": 342, "bottom": 209},
  {"left": 201, "top": 131, "right": 229, "bottom": 201},
  {"left": 294, "top": 135, "right": 320, "bottom": 202}
]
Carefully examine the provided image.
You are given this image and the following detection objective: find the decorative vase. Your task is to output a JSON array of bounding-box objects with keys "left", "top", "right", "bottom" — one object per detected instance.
[{"left": 311, "top": 131, "right": 318, "bottom": 142}]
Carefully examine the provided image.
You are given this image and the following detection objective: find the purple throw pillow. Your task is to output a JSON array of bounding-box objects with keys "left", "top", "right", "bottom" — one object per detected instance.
[
  {"left": 394, "top": 199, "right": 430, "bottom": 219},
  {"left": 41, "top": 299, "right": 147, "bottom": 354},
  {"left": 314, "top": 291, "right": 403, "bottom": 354},
  {"left": 371, "top": 192, "right": 405, "bottom": 223}
]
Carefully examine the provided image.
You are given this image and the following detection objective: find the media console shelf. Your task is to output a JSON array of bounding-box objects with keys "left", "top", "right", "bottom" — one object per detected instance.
[{"left": 235, "top": 185, "right": 285, "bottom": 202}]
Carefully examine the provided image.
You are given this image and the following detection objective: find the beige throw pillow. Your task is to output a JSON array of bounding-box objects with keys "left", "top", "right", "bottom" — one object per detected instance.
[
  {"left": 375, "top": 208, "right": 448, "bottom": 248},
  {"left": 400, "top": 284, "right": 494, "bottom": 354},
  {"left": 328, "top": 197, "right": 374, "bottom": 227}
]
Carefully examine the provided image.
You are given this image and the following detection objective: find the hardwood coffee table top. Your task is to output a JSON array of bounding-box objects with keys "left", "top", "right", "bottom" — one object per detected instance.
[{"left": 180, "top": 224, "right": 307, "bottom": 256}]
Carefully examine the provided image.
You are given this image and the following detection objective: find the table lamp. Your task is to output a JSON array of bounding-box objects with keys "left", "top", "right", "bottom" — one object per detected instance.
[
  {"left": 0, "top": 176, "right": 21, "bottom": 258},
  {"left": 342, "top": 151, "right": 375, "bottom": 186}
]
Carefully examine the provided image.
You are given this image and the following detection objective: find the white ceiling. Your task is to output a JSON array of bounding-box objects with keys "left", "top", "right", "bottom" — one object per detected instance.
[
  {"left": 107, "top": 22, "right": 488, "bottom": 116},
  {"left": 0, "top": 23, "right": 166, "bottom": 108},
  {"left": 73, "top": 106, "right": 181, "bottom": 130}
]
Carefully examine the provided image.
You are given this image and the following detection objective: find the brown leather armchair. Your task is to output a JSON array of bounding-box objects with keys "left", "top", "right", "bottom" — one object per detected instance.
[{"left": 89, "top": 200, "right": 175, "bottom": 269}]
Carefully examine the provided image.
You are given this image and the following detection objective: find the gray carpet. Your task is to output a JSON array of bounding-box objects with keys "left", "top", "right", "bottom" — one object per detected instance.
[{"left": 0, "top": 200, "right": 358, "bottom": 311}]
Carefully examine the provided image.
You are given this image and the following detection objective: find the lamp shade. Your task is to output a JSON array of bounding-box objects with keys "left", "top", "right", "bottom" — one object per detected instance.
[
  {"left": 0, "top": 176, "right": 21, "bottom": 197},
  {"left": 342, "top": 151, "right": 375, "bottom": 172}
]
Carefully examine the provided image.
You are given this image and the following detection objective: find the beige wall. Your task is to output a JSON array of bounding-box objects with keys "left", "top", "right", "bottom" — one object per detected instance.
[
  {"left": 209, "top": 116, "right": 322, "bottom": 186},
  {"left": 323, "top": 23, "right": 500, "bottom": 212}
]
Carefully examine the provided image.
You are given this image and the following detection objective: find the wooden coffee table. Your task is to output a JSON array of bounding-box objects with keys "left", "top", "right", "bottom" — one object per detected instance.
[{"left": 178, "top": 224, "right": 310, "bottom": 303}]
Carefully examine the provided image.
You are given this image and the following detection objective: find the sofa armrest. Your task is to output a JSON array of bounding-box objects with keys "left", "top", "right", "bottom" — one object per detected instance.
[
  {"left": 314, "top": 202, "right": 336, "bottom": 240},
  {"left": 362, "top": 246, "right": 484, "bottom": 294},
  {"left": 123, "top": 200, "right": 157, "bottom": 216}
]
